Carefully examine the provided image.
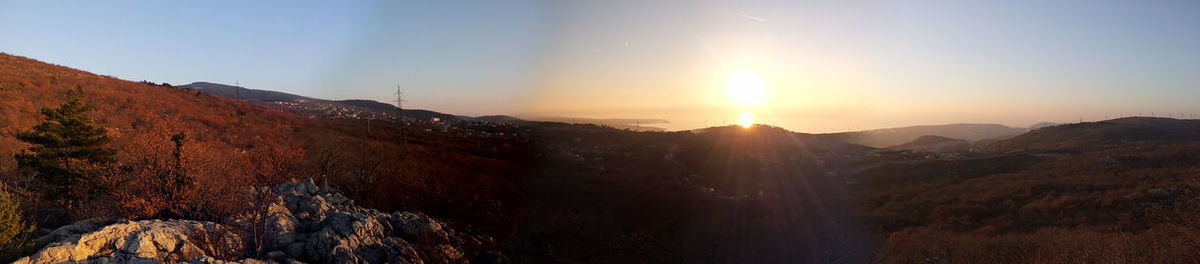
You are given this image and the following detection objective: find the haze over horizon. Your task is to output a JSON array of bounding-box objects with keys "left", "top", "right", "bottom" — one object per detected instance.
[{"left": 2, "top": 0, "right": 1198, "bottom": 133}]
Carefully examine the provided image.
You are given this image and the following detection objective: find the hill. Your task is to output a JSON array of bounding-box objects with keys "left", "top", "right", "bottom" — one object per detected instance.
[
  {"left": 1028, "top": 122, "right": 1061, "bottom": 130},
  {"left": 987, "top": 117, "right": 1200, "bottom": 152},
  {"left": 512, "top": 123, "right": 876, "bottom": 262},
  {"left": 845, "top": 117, "right": 1200, "bottom": 263},
  {"left": 474, "top": 115, "right": 525, "bottom": 124},
  {"left": 0, "top": 53, "right": 303, "bottom": 181},
  {"left": 179, "top": 82, "right": 469, "bottom": 122},
  {"left": 174, "top": 81, "right": 306, "bottom": 102},
  {"left": 334, "top": 99, "right": 470, "bottom": 121},
  {"left": 818, "top": 123, "right": 1027, "bottom": 148},
  {"left": 887, "top": 135, "right": 971, "bottom": 152}
]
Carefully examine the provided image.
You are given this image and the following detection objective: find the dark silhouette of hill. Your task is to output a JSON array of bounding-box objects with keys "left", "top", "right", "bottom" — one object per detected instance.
[
  {"left": 988, "top": 117, "right": 1200, "bottom": 152},
  {"left": 1028, "top": 122, "right": 1061, "bottom": 130},
  {"left": 330, "top": 99, "right": 395, "bottom": 111},
  {"left": 474, "top": 115, "right": 525, "bottom": 124},
  {"left": 180, "top": 81, "right": 473, "bottom": 122},
  {"left": 177, "top": 81, "right": 307, "bottom": 102},
  {"left": 514, "top": 123, "right": 876, "bottom": 263},
  {"left": 887, "top": 135, "right": 971, "bottom": 152},
  {"left": 334, "top": 99, "right": 471, "bottom": 121},
  {"left": 697, "top": 125, "right": 875, "bottom": 153},
  {"left": 817, "top": 123, "right": 1027, "bottom": 148}
]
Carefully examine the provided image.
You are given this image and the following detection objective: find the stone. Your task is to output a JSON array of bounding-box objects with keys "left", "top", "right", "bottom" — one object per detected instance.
[
  {"left": 15, "top": 179, "right": 494, "bottom": 264},
  {"left": 15, "top": 220, "right": 239, "bottom": 264}
]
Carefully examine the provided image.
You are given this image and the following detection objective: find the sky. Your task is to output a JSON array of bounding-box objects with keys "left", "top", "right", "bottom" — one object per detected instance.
[{"left": 2, "top": 0, "right": 1198, "bottom": 132}]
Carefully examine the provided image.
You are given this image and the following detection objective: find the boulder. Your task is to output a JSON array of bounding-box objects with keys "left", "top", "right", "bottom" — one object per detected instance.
[
  {"left": 268, "top": 180, "right": 489, "bottom": 264},
  {"left": 17, "top": 180, "right": 497, "bottom": 264},
  {"left": 15, "top": 220, "right": 241, "bottom": 264}
]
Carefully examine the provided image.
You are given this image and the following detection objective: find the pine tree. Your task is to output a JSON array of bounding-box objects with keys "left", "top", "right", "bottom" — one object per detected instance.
[{"left": 14, "top": 91, "right": 116, "bottom": 205}]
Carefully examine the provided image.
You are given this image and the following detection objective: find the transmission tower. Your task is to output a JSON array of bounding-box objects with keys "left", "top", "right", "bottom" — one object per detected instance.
[{"left": 396, "top": 86, "right": 406, "bottom": 147}]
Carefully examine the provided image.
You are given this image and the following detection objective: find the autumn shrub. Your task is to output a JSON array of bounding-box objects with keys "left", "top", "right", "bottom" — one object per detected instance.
[
  {"left": 876, "top": 225, "right": 1200, "bottom": 264},
  {"left": 0, "top": 184, "right": 37, "bottom": 262},
  {"left": 97, "top": 118, "right": 297, "bottom": 222},
  {"left": 0, "top": 53, "right": 306, "bottom": 223}
]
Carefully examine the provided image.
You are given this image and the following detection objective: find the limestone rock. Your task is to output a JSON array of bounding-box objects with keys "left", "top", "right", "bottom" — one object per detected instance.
[
  {"left": 17, "top": 180, "right": 498, "bottom": 264},
  {"left": 15, "top": 220, "right": 241, "bottom": 264}
]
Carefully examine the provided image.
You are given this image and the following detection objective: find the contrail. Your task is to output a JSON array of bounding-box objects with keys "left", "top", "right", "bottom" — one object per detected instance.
[{"left": 735, "top": 13, "right": 768, "bottom": 22}]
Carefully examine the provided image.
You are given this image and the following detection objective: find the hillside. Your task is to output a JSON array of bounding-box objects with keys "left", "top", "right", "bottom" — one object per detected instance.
[
  {"left": 179, "top": 82, "right": 469, "bottom": 122},
  {"left": 987, "top": 117, "right": 1200, "bottom": 152},
  {"left": 512, "top": 123, "right": 877, "bottom": 263},
  {"left": 0, "top": 53, "right": 303, "bottom": 182},
  {"left": 887, "top": 135, "right": 971, "bottom": 152},
  {"left": 818, "top": 123, "right": 1027, "bottom": 148},
  {"left": 334, "top": 99, "right": 470, "bottom": 121},
  {"left": 1028, "top": 122, "right": 1061, "bottom": 130},
  {"left": 845, "top": 117, "right": 1200, "bottom": 263}
]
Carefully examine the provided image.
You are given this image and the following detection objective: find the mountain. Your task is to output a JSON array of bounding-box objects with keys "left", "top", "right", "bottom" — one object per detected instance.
[
  {"left": 988, "top": 117, "right": 1200, "bottom": 152},
  {"left": 176, "top": 81, "right": 307, "bottom": 102},
  {"left": 817, "top": 123, "right": 1027, "bottom": 148},
  {"left": 179, "top": 82, "right": 472, "bottom": 122},
  {"left": 335, "top": 99, "right": 470, "bottom": 121},
  {"left": 887, "top": 135, "right": 971, "bottom": 152},
  {"left": 333, "top": 99, "right": 397, "bottom": 112},
  {"left": 1028, "top": 122, "right": 1061, "bottom": 130}
]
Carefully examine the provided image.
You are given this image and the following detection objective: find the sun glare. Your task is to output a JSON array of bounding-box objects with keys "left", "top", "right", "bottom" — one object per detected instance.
[
  {"left": 739, "top": 111, "right": 754, "bottom": 128},
  {"left": 725, "top": 70, "right": 767, "bottom": 107}
]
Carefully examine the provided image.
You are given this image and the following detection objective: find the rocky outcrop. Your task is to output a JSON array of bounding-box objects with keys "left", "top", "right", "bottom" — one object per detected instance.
[
  {"left": 15, "top": 179, "right": 499, "bottom": 264},
  {"left": 14, "top": 219, "right": 247, "bottom": 264},
  {"left": 262, "top": 179, "right": 494, "bottom": 264}
]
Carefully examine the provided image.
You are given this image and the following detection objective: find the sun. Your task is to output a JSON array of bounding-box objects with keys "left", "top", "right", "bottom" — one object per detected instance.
[
  {"left": 726, "top": 70, "right": 766, "bottom": 128},
  {"left": 725, "top": 70, "right": 767, "bottom": 107},
  {"left": 739, "top": 112, "right": 754, "bottom": 128}
]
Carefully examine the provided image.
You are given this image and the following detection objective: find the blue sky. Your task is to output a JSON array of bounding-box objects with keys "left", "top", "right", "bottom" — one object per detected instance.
[{"left": 2, "top": 0, "right": 1198, "bottom": 132}]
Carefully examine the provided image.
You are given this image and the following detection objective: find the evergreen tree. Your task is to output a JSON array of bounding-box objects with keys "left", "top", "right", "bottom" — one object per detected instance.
[{"left": 14, "top": 92, "right": 116, "bottom": 205}]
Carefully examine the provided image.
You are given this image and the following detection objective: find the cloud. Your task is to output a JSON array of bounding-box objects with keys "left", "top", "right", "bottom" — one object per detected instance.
[{"left": 734, "top": 13, "right": 768, "bottom": 22}]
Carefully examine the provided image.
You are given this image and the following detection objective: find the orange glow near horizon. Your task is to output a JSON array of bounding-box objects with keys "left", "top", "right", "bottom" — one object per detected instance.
[{"left": 739, "top": 111, "right": 754, "bottom": 128}]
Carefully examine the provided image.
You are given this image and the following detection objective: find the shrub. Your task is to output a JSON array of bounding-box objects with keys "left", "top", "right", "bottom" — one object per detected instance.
[{"left": 0, "top": 184, "right": 35, "bottom": 258}]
